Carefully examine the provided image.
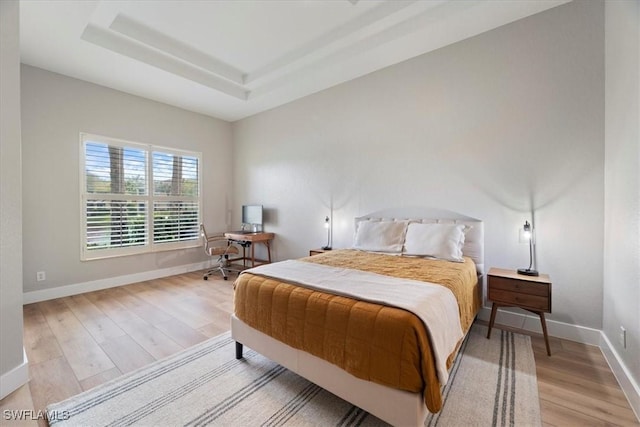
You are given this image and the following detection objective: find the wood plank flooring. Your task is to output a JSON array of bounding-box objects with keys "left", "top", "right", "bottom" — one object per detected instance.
[{"left": 1, "top": 271, "right": 638, "bottom": 426}]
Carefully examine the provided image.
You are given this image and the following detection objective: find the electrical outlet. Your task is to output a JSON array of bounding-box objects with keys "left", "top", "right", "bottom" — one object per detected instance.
[
  {"left": 619, "top": 326, "right": 627, "bottom": 349},
  {"left": 36, "top": 271, "right": 46, "bottom": 282}
]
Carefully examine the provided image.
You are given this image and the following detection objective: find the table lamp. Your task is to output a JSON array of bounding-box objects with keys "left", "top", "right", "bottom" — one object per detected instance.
[
  {"left": 322, "top": 216, "right": 332, "bottom": 250},
  {"left": 518, "top": 220, "right": 539, "bottom": 276}
]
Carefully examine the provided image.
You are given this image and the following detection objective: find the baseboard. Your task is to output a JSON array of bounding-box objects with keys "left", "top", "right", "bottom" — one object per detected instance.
[
  {"left": 600, "top": 333, "right": 640, "bottom": 421},
  {"left": 478, "top": 306, "right": 639, "bottom": 421},
  {"left": 22, "top": 261, "right": 210, "bottom": 304},
  {"left": 0, "top": 348, "right": 28, "bottom": 400},
  {"left": 477, "top": 306, "right": 602, "bottom": 345}
]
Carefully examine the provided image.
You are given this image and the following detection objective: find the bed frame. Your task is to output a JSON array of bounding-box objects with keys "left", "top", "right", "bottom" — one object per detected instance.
[{"left": 231, "top": 207, "right": 484, "bottom": 426}]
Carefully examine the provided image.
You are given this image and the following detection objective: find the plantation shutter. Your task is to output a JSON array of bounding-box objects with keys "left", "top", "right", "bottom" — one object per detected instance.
[
  {"left": 81, "top": 134, "right": 201, "bottom": 260},
  {"left": 152, "top": 151, "right": 200, "bottom": 244},
  {"left": 84, "top": 141, "right": 148, "bottom": 254}
]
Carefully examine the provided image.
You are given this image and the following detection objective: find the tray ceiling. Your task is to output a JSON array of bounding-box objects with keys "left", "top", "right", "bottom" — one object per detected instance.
[{"left": 19, "top": 0, "right": 569, "bottom": 121}]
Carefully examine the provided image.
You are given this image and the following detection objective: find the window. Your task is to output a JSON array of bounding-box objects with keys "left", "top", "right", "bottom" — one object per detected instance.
[{"left": 80, "top": 133, "right": 201, "bottom": 260}]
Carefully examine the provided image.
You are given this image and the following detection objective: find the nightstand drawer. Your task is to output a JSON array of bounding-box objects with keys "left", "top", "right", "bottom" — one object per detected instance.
[
  {"left": 488, "top": 289, "right": 550, "bottom": 311},
  {"left": 489, "top": 276, "right": 549, "bottom": 297}
]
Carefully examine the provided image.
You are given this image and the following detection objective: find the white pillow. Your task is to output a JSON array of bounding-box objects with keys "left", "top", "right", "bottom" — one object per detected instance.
[
  {"left": 353, "top": 221, "right": 408, "bottom": 253},
  {"left": 404, "top": 223, "right": 468, "bottom": 262}
]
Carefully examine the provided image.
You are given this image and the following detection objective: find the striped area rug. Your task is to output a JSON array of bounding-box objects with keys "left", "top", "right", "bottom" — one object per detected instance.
[{"left": 46, "top": 324, "right": 540, "bottom": 426}]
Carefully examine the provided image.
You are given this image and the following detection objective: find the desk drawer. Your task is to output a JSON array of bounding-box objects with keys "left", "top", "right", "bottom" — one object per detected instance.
[
  {"left": 488, "top": 289, "right": 550, "bottom": 312},
  {"left": 489, "top": 276, "right": 549, "bottom": 297}
]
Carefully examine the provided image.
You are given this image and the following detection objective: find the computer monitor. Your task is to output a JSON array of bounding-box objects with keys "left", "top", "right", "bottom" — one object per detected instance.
[{"left": 242, "top": 205, "right": 263, "bottom": 230}]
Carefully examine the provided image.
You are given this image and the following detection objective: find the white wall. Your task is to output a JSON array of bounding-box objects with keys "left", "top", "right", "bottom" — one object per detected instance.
[
  {"left": 0, "top": 0, "right": 27, "bottom": 398},
  {"left": 603, "top": 0, "right": 640, "bottom": 405},
  {"left": 21, "top": 65, "right": 233, "bottom": 295},
  {"left": 233, "top": 1, "right": 605, "bottom": 329}
]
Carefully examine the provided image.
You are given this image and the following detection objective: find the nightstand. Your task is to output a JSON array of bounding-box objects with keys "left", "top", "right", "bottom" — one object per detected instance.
[
  {"left": 309, "top": 248, "right": 332, "bottom": 256},
  {"left": 486, "top": 267, "right": 552, "bottom": 356}
]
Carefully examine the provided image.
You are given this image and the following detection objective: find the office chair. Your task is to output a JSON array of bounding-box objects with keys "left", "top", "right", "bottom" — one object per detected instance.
[{"left": 200, "top": 224, "right": 241, "bottom": 281}]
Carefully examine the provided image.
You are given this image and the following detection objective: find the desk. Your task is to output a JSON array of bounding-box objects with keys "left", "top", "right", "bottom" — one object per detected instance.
[{"left": 224, "top": 232, "right": 275, "bottom": 268}]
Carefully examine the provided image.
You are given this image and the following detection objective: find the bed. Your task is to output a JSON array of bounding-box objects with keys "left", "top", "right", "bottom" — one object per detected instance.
[{"left": 231, "top": 207, "right": 484, "bottom": 426}]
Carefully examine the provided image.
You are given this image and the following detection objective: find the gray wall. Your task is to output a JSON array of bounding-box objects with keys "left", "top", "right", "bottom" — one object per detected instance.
[
  {"left": 0, "top": 0, "right": 26, "bottom": 397},
  {"left": 232, "top": 1, "right": 605, "bottom": 329},
  {"left": 21, "top": 66, "right": 233, "bottom": 294},
  {"left": 604, "top": 0, "right": 640, "bottom": 398}
]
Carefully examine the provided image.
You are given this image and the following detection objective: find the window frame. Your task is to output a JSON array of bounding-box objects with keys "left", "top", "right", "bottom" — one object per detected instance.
[{"left": 79, "top": 132, "right": 202, "bottom": 261}]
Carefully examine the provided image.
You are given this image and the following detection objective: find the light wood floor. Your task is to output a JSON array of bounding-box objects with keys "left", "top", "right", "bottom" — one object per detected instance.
[{"left": 1, "top": 271, "right": 638, "bottom": 426}]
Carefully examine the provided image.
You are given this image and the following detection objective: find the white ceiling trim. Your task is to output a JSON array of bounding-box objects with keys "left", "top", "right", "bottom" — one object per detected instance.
[
  {"left": 249, "top": 0, "right": 483, "bottom": 99},
  {"left": 110, "top": 14, "right": 244, "bottom": 85},
  {"left": 244, "top": 0, "right": 428, "bottom": 86},
  {"left": 82, "top": 1, "right": 434, "bottom": 101},
  {"left": 20, "top": 0, "right": 573, "bottom": 121},
  {"left": 80, "top": 23, "right": 248, "bottom": 100}
]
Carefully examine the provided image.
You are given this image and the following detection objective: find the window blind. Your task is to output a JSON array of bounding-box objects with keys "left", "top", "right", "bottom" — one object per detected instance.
[{"left": 81, "top": 134, "right": 201, "bottom": 260}]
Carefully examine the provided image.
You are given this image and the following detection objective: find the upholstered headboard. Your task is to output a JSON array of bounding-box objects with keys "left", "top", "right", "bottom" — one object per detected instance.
[{"left": 354, "top": 207, "right": 484, "bottom": 275}]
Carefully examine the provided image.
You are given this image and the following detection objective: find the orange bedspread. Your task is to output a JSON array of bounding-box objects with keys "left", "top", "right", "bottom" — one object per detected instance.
[{"left": 233, "top": 249, "right": 480, "bottom": 412}]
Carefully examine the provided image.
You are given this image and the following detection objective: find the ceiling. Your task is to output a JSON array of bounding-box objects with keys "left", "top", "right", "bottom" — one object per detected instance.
[{"left": 19, "top": 0, "right": 569, "bottom": 122}]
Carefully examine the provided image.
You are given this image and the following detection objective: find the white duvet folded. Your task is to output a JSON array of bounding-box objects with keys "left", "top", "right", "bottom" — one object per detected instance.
[{"left": 244, "top": 259, "right": 463, "bottom": 385}]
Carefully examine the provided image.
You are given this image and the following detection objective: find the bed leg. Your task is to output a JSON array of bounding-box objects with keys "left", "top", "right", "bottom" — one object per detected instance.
[{"left": 235, "top": 342, "right": 243, "bottom": 359}]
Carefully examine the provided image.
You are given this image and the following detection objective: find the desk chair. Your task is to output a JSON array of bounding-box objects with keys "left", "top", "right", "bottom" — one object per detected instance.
[{"left": 200, "top": 224, "right": 241, "bottom": 281}]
